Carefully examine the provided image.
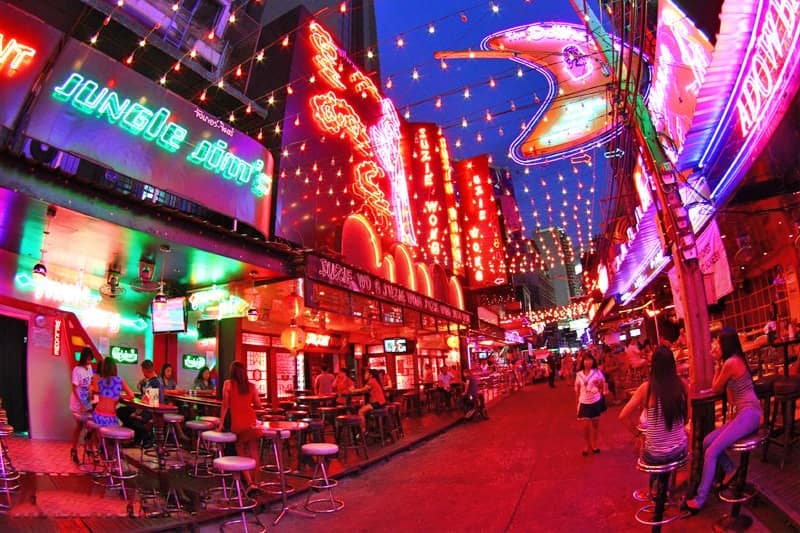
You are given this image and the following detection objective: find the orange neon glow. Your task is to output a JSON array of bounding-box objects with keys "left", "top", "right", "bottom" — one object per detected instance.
[
  {"left": 350, "top": 214, "right": 383, "bottom": 270},
  {"left": 394, "top": 244, "right": 417, "bottom": 291},
  {"left": 438, "top": 134, "right": 464, "bottom": 275},
  {"left": 310, "top": 91, "right": 373, "bottom": 156},
  {"left": 449, "top": 276, "right": 465, "bottom": 310},
  {"left": 383, "top": 254, "right": 396, "bottom": 283},
  {"left": 309, "top": 22, "right": 345, "bottom": 90},
  {"left": 349, "top": 70, "right": 381, "bottom": 103},
  {"left": 352, "top": 161, "right": 393, "bottom": 233},
  {"left": 0, "top": 32, "right": 36, "bottom": 72},
  {"left": 417, "top": 263, "right": 433, "bottom": 297}
]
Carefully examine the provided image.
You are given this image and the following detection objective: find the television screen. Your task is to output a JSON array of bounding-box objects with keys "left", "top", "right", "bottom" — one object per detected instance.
[
  {"left": 383, "top": 338, "right": 409, "bottom": 354},
  {"left": 152, "top": 297, "right": 187, "bottom": 334}
]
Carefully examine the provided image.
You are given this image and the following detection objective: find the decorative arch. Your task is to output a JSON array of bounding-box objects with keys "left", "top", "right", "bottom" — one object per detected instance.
[
  {"left": 393, "top": 244, "right": 417, "bottom": 291},
  {"left": 341, "top": 214, "right": 382, "bottom": 275},
  {"left": 448, "top": 276, "right": 465, "bottom": 310},
  {"left": 416, "top": 263, "right": 433, "bottom": 297}
]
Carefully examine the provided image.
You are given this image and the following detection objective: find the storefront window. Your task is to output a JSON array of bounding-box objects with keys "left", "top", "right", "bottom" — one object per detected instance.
[
  {"left": 275, "top": 351, "right": 297, "bottom": 396},
  {"left": 395, "top": 355, "right": 414, "bottom": 389}
]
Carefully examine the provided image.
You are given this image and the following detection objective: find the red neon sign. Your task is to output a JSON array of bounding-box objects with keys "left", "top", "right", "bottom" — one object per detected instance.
[
  {"left": 439, "top": 132, "right": 464, "bottom": 276},
  {"left": 309, "top": 22, "right": 345, "bottom": 90},
  {"left": 455, "top": 156, "right": 507, "bottom": 288},
  {"left": 0, "top": 32, "right": 36, "bottom": 73},
  {"left": 310, "top": 91, "right": 372, "bottom": 156}
]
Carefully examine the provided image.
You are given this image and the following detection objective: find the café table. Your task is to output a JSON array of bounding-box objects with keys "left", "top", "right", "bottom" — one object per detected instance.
[
  {"left": 295, "top": 394, "right": 337, "bottom": 414},
  {"left": 689, "top": 388, "right": 725, "bottom": 490},
  {"left": 770, "top": 338, "right": 800, "bottom": 377},
  {"left": 340, "top": 390, "right": 366, "bottom": 412}
]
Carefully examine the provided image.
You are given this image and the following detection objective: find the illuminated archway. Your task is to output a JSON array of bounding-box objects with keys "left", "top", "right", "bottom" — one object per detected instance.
[{"left": 341, "top": 214, "right": 382, "bottom": 275}]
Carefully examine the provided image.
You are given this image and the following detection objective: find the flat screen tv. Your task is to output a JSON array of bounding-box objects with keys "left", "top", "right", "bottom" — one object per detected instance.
[
  {"left": 383, "top": 337, "right": 410, "bottom": 354},
  {"left": 151, "top": 296, "right": 188, "bottom": 334}
]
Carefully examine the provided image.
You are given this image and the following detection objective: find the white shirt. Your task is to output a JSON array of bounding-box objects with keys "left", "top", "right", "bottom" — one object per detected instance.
[
  {"left": 574, "top": 368, "right": 605, "bottom": 405},
  {"left": 70, "top": 364, "right": 93, "bottom": 412}
]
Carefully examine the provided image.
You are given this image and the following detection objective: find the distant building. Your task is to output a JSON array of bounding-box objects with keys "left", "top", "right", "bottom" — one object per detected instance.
[{"left": 534, "top": 227, "right": 582, "bottom": 306}]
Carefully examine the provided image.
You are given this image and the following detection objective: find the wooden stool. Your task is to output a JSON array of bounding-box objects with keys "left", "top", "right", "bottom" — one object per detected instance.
[
  {"left": 715, "top": 428, "right": 769, "bottom": 532},
  {"left": 633, "top": 454, "right": 689, "bottom": 532},
  {"left": 302, "top": 443, "right": 343, "bottom": 513},
  {"left": 335, "top": 415, "right": 368, "bottom": 463},
  {"left": 366, "top": 407, "right": 391, "bottom": 447}
]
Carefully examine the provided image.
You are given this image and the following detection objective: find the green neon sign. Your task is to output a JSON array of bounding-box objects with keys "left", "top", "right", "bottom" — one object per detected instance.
[
  {"left": 110, "top": 345, "right": 139, "bottom": 364},
  {"left": 51, "top": 72, "right": 271, "bottom": 198},
  {"left": 183, "top": 353, "right": 206, "bottom": 370}
]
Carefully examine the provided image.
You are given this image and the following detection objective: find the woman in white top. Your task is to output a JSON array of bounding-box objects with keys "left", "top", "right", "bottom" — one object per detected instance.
[
  {"left": 70, "top": 347, "right": 95, "bottom": 464},
  {"left": 575, "top": 352, "right": 607, "bottom": 455}
]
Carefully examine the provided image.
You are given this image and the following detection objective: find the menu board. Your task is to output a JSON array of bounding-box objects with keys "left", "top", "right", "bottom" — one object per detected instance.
[{"left": 246, "top": 349, "right": 267, "bottom": 395}]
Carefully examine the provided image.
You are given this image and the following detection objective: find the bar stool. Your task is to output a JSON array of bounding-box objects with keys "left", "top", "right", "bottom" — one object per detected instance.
[
  {"left": 302, "top": 443, "right": 344, "bottom": 513},
  {"left": 318, "top": 406, "right": 341, "bottom": 435},
  {"left": 77, "top": 418, "right": 103, "bottom": 474},
  {"left": 366, "top": 407, "right": 391, "bottom": 447},
  {"left": 259, "top": 428, "right": 293, "bottom": 496},
  {"left": 716, "top": 428, "right": 769, "bottom": 532},
  {"left": 335, "top": 415, "right": 368, "bottom": 463},
  {"left": 98, "top": 426, "right": 137, "bottom": 515},
  {"left": 633, "top": 454, "right": 688, "bottom": 532},
  {"left": 161, "top": 413, "right": 186, "bottom": 468},
  {"left": 0, "top": 423, "right": 19, "bottom": 513},
  {"left": 201, "top": 430, "right": 237, "bottom": 506},
  {"left": 213, "top": 456, "right": 266, "bottom": 533},
  {"left": 186, "top": 419, "right": 216, "bottom": 478},
  {"left": 763, "top": 376, "right": 800, "bottom": 469},
  {"left": 286, "top": 409, "right": 309, "bottom": 421},
  {"left": 388, "top": 402, "right": 404, "bottom": 439}
]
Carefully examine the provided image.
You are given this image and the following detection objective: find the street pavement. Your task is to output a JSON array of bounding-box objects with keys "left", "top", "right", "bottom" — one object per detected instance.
[{"left": 198, "top": 381, "right": 787, "bottom": 533}]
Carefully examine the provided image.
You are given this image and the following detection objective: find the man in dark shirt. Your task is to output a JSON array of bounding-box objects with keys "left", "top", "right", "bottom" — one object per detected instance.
[{"left": 118, "top": 360, "right": 164, "bottom": 447}]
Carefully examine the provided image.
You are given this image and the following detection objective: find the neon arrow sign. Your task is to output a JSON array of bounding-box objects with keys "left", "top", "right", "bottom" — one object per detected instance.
[{"left": 435, "top": 22, "right": 647, "bottom": 165}]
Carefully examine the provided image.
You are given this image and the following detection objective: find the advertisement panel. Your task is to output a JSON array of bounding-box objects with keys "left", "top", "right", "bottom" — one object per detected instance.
[
  {"left": 0, "top": 2, "right": 62, "bottom": 129},
  {"left": 23, "top": 39, "right": 273, "bottom": 235},
  {"left": 454, "top": 155, "right": 507, "bottom": 288},
  {"left": 275, "top": 18, "right": 414, "bottom": 252}
]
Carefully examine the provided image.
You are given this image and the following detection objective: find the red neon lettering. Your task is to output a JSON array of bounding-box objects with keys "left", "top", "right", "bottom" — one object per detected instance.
[
  {"left": 310, "top": 91, "right": 372, "bottom": 156},
  {"left": 353, "top": 160, "right": 393, "bottom": 233},
  {"left": 0, "top": 32, "right": 36, "bottom": 71},
  {"left": 349, "top": 70, "right": 380, "bottom": 102},
  {"left": 309, "top": 23, "right": 345, "bottom": 90}
]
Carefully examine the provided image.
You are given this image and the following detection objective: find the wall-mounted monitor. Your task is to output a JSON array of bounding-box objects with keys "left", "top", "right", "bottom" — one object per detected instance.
[
  {"left": 619, "top": 334, "right": 628, "bottom": 341},
  {"left": 152, "top": 296, "right": 188, "bottom": 334},
  {"left": 383, "top": 337, "right": 411, "bottom": 354}
]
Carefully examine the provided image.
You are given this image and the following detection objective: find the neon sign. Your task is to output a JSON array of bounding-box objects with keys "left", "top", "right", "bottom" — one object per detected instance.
[
  {"left": 0, "top": 32, "right": 36, "bottom": 72},
  {"left": 439, "top": 134, "right": 464, "bottom": 275},
  {"left": 51, "top": 72, "right": 271, "bottom": 198},
  {"left": 188, "top": 287, "right": 249, "bottom": 319},
  {"left": 110, "top": 345, "right": 139, "bottom": 364},
  {"left": 182, "top": 353, "right": 206, "bottom": 370},
  {"left": 310, "top": 91, "right": 373, "bottom": 157},
  {"left": 736, "top": 0, "right": 800, "bottom": 136},
  {"left": 53, "top": 318, "right": 61, "bottom": 356},
  {"left": 15, "top": 272, "right": 102, "bottom": 308},
  {"left": 305, "top": 332, "right": 331, "bottom": 347},
  {"left": 408, "top": 125, "right": 449, "bottom": 266},
  {"left": 309, "top": 22, "right": 346, "bottom": 91}
]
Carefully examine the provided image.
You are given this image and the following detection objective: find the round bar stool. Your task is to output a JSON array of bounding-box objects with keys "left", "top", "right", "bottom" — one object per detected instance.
[
  {"left": 201, "top": 430, "right": 237, "bottom": 506},
  {"left": 366, "top": 407, "right": 391, "bottom": 447},
  {"left": 98, "top": 425, "right": 137, "bottom": 515},
  {"left": 317, "top": 406, "right": 341, "bottom": 435},
  {"left": 213, "top": 456, "right": 265, "bottom": 533},
  {"left": 186, "top": 419, "right": 216, "bottom": 478},
  {"left": 161, "top": 413, "right": 186, "bottom": 468},
  {"left": 78, "top": 418, "right": 103, "bottom": 474},
  {"left": 335, "top": 415, "right": 368, "bottom": 464},
  {"left": 199, "top": 415, "right": 221, "bottom": 427},
  {"left": 302, "top": 443, "right": 343, "bottom": 513},
  {"left": 259, "top": 428, "right": 293, "bottom": 495},
  {"left": 715, "top": 428, "right": 769, "bottom": 533},
  {"left": 633, "top": 454, "right": 689, "bottom": 532},
  {"left": 387, "top": 402, "right": 404, "bottom": 440},
  {"left": 763, "top": 376, "right": 800, "bottom": 469},
  {"left": 0, "top": 423, "right": 19, "bottom": 513},
  {"left": 286, "top": 410, "right": 309, "bottom": 421}
]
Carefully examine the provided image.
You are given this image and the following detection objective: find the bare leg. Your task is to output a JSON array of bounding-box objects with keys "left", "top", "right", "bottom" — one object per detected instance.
[
  {"left": 591, "top": 419, "right": 600, "bottom": 450},
  {"left": 581, "top": 420, "right": 592, "bottom": 453}
]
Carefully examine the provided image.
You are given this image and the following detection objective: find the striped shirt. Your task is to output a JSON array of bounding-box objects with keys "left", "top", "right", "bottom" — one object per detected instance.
[
  {"left": 727, "top": 372, "right": 761, "bottom": 413},
  {"left": 645, "top": 400, "right": 688, "bottom": 457}
]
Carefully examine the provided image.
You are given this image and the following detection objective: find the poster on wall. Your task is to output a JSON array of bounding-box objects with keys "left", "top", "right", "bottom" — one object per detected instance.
[
  {"left": 23, "top": 39, "right": 274, "bottom": 236},
  {"left": 0, "top": 1, "right": 62, "bottom": 129}
]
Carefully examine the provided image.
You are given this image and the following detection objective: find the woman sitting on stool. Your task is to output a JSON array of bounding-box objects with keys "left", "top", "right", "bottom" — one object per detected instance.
[
  {"left": 620, "top": 346, "right": 688, "bottom": 490},
  {"left": 683, "top": 327, "right": 761, "bottom": 514}
]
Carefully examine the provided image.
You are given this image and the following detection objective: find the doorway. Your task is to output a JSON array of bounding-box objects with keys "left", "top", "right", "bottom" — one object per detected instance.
[{"left": 0, "top": 315, "right": 29, "bottom": 432}]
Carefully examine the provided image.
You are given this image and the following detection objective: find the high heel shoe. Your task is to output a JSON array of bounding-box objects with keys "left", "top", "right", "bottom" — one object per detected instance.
[{"left": 680, "top": 498, "right": 702, "bottom": 516}]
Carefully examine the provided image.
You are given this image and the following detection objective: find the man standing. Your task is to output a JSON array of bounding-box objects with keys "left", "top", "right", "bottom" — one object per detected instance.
[
  {"left": 314, "top": 365, "right": 335, "bottom": 395},
  {"left": 547, "top": 353, "right": 558, "bottom": 388}
]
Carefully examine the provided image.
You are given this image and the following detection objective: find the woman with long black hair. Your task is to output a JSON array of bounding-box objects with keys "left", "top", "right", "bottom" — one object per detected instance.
[
  {"left": 620, "top": 346, "right": 688, "bottom": 487},
  {"left": 683, "top": 328, "right": 761, "bottom": 513}
]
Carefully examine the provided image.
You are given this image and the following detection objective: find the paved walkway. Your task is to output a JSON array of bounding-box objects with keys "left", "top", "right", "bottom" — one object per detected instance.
[{"left": 197, "top": 383, "right": 791, "bottom": 532}]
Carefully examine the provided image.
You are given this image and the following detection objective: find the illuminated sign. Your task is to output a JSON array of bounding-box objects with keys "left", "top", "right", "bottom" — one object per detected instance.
[
  {"left": 406, "top": 124, "right": 451, "bottom": 267},
  {"left": 51, "top": 72, "right": 269, "bottom": 198},
  {"left": 454, "top": 156, "right": 507, "bottom": 288},
  {"left": 736, "top": 0, "right": 800, "bottom": 136},
  {"left": 437, "top": 22, "right": 645, "bottom": 164},
  {"left": 24, "top": 38, "right": 273, "bottom": 235},
  {"left": 0, "top": 32, "right": 36, "bottom": 72},
  {"left": 439, "top": 134, "right": 464, "bottom": 276},
  {"left": 188, "top": 287, "right": 249, "bottom": 319},
  {"left": 0, "top": 3, "right": 62, "bottom": 129},
  {"left": 53, "top": 318, "right": 61, "bottom": 356},
  {"left": 647, "top": 0, "right": 713, "bottom": 161},
  {"left": 182, "top": 353, "right": 206, "bottom": 370},
  {"left": 110, "top": 345, "right": 139, "bottom": 365},
  {"left": 305, "top": 332, "right": 331, "bottom": 347},
  {"left": 14, "top": 273, "right": 102, "bottom": 308}
]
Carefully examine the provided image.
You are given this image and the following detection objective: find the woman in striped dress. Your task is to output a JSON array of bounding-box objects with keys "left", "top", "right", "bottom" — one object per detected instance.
[{"left": 620, "top": 346, "right": 688, "bottom": 488}]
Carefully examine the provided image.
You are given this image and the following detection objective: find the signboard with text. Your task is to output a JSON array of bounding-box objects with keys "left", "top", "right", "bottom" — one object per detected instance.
[
  {"left": 24, "top": 39, "right": 274, "bottom": 235},
  {"left": 110, "top": 345, "right": 139, "bottom": 365},
  {"left": 0, "top": 2, "right": 62, "bottom": 129}
]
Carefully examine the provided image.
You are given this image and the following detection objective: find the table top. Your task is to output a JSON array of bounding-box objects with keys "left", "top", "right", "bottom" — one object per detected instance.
[
  {"left": 296, "top": 394, "right": 337, "bottom": 402},
  {"left": 262, "top": 420, "right": 309, "bottom": 431},
  {"left": 771, "top": 337, "right": 800, "bottom": 349},
  {"left": 127, "top": 398, "right": 179, "bottom": 413}
]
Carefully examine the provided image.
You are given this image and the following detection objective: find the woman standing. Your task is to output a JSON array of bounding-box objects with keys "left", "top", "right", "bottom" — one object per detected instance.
[
  {"left": 218, "top": 361, "right": 262, "bottom": 493},
  {"left": 684, "top": 328, "right": 761, "bottom": 513},
  {"left": 575, "top": 353, "right": 606, "bottom": 455},
  {"left": 620, "top": 346, "right": 688, "bottom": 487},
  {"left": 93, "top": 358, "right": 134, "bottom": 427},
  {"left": 69, "top": 347, "right": 95, "bottom": 464}
]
